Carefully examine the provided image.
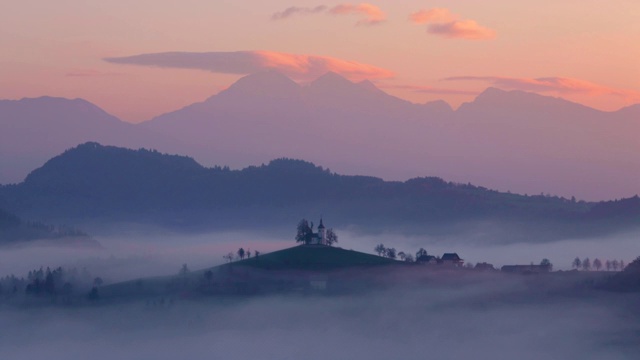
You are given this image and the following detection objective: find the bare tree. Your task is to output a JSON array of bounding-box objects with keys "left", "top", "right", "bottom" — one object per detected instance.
[
  {"left": 572, "top": 257, "right": 582, "bottom": 269},
  {"left": 374, "top": 244, "right": 386, "bottom": 257},
  {"left": 397, "top": 252, "right": 406, "bottom": 261},
  {"left": 237, "top": 247, "right": 245, "bottom": 260},
  {"left": 326, "top": 228, "right": 338, "bottom": 246},
  {"left": 605, "top": 260, "right": 612, "bottom": 271},
  {"left": 582, "top": 258, "right": 591, "bottom": 271},
  {"left": 223, "top": 252, "right": 234, "bottom": 263},
  {"left": 246, "top": 249, "right": 252, "bottom": 258},
  {"left": 612, "top": 260, "right": 620, "bottom": 271},
  {"left": 593, "top": 258, "right": 602, "bottom": 271},
  {"left": 179, "top": 264, "right": 190, "bottom": 275}
]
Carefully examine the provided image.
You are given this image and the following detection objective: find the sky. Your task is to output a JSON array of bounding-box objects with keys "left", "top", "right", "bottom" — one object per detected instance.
[{"left": 1, "top": 0, "right": 639, "bottom": 122}]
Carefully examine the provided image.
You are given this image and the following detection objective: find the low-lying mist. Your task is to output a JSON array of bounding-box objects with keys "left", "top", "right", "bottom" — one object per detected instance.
[
  {"left": 0, "top": 276, "right": 637, "bottom": 360},
  {"left": 1, "top": 226, "right": 639, "bottom": 285},
  {"left": 1, "top": 226, "right": 639, "bottom": 359}
]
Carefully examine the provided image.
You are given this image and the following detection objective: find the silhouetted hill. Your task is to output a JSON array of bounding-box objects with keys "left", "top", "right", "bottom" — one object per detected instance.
[
  {"left": 236, "top": 245, "right": 399, "bottom": 270},
  {"left": 100, "top": 244, "right": 401, "bottom": 299},
  {"left": 0, "top": 96, "right": 183, "bottom": 184},
  {"left": 1, "top": 143, "right": 638, "bottom": 241}
]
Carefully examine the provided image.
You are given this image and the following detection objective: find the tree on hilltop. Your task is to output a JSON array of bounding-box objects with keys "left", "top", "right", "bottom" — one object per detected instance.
[
  {"left": 385, "top": 248, "right": 397, "bottom": 259},
  {"left": 295, "top": 219, "right": 314, "bottom": 245},
  {"left": 374, "top": 244, "right": 386, "bottom": 257},
  {"left": 326, "top": 228, "right": 338, "bottom": 246}
]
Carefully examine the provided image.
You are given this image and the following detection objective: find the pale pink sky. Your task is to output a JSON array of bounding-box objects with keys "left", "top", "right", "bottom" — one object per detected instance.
[{"left": 1, "top": 0, "right": 639, "bottom": 122}]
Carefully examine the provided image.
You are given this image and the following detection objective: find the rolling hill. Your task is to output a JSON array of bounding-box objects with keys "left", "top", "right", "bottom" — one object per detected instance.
[
  {"left": 1, "top": 142, "right": 638, "bottom": 242},
  {"left": 99, "top": 244, "right": 402, "bottom": 299}
]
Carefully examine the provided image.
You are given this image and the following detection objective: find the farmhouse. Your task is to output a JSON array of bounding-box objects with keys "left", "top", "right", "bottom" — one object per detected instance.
[
  {"left": 440, "top": 253, "right": 464, "bottom": 266},
  {"left": 416, "top": 254, "right": 438, "bottom": 264}
]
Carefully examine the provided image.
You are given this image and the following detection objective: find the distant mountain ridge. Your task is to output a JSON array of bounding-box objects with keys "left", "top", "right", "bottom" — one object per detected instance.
[
  {"left": 0, "top": 96, "right": 185, "bottom": 185},
  {"left": 141, "top": 72, "right": 640, "bottom": 200},
  {"left": 1, "top": 143, "right": 638, "bottom": 242},
  {"left": 1, "top": 71, "right": 639, "bottom": 200}
]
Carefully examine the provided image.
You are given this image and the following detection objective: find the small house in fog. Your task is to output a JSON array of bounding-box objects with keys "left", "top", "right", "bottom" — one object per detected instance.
[
  {"left": 416, "top": 254, "right": 438, "bottom": 264},
  {"left": 501, "top": 264, "right": 551, "bottom": 274},
  {"left": 474, "top": 262, "right": 496, "bottom": 271},
  {"left": 439, "top": 253, "right": 464, "bottom": 267}
]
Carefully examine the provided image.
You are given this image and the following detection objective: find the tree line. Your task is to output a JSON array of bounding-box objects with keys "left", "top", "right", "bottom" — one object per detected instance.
[
  {"left": 222, "top": 247, "right": 261, "bottom": 263},
  {"left": 572, "top": 257, "right": 625, "bottom": 271}
]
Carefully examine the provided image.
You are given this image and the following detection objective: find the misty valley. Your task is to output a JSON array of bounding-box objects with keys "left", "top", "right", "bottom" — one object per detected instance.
[
  {"left": 1, "top": 37, "right": 639, "bottom": 359},
  {"left": 1, "top": 144, "right": 640, "bottom": 359}
]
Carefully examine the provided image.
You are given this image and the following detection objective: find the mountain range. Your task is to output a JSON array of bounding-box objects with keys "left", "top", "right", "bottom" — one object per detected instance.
[
  {"left": 1, "top": 71, "right": 639, "bottom": 200},
  {"left": 1, "top": 142, "right": 638, "bottom": 243}
]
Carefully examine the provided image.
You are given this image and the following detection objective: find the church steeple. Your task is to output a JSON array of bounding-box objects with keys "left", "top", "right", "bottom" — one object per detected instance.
[{"left": 317, "top": 218, "right": 326, "bottom": 244}]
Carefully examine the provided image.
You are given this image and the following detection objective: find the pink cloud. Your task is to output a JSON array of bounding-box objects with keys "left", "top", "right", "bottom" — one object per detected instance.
[
  {"left": 104, "top": 50, "right": 394, "bottom": 82},
  {"left": 410, "top": 8, "right": 495, "bottom": 40},
  {"left": 444, "top": 76, "right": 640, "bottom": 103},
  {"left": 329, "top": 3, "right": 386, "bottom": 25},
  {"left": 409, "top": 8, "right": 454, "bottom": 24},
  {"left": 271, "top": 6, "right": 328, "bottom": 20},
  {"left": 428, "top": 20, "right": 496, "bottom": 40}
]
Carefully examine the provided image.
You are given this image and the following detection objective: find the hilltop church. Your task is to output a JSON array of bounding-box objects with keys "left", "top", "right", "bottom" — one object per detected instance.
[{"left": 309, "top": 218, "right": 328, "bottom": 245}]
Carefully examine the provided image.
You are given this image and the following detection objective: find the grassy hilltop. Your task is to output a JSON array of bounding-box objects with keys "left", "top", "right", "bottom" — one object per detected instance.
[{"left": 234, "top": 245, "right": 398, "bottom": 270}]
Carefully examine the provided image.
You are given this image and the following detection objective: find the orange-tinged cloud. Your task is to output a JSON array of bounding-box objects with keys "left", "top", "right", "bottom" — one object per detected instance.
[
  {"left": 409, "top": 8, "right": 454, "bottom": 24},
  {"left": 410, "top": 8, "right": 495, "bottom": 40},
  {"left": 444, "top": 76, "right": 640, "bottom": 102},
  {"left": 329, "top": 3, "right": 386, "bottom": 25},
  {"left": 428, "top": 20, "right": 496, "bottom": 40},
  {"left": 104, "top": 50, "right": 394, "bottom": 82}
]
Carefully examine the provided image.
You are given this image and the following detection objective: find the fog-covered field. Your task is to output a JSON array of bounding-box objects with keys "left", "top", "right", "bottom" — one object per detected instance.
[
  {"left": 1, "top": 229, "right": 639, "bottom": 359},
  {"left": 2, "top": 228, "right": 638, "bottom": 284},
  {"left": 1, "top": 275, "right": 638, "bottom": 360}
]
